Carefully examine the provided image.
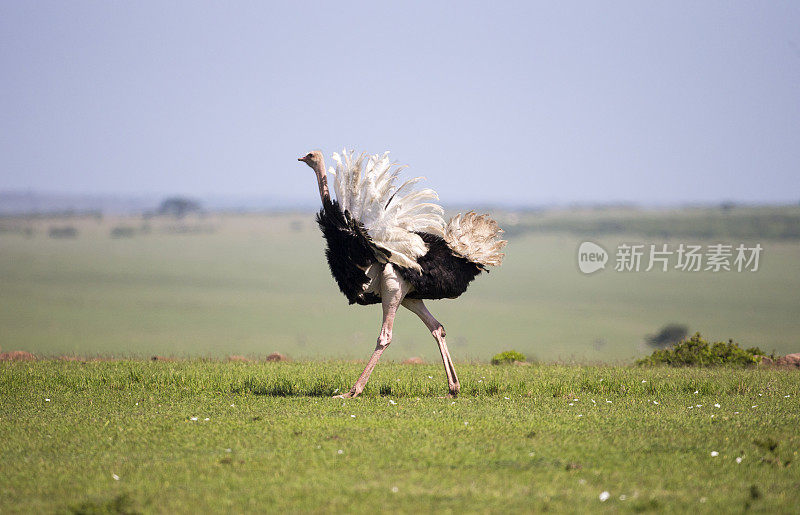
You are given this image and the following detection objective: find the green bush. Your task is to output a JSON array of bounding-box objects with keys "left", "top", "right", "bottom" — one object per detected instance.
[
  {"left": 637, "top": 333, "right": 761, "bottom": 367},
  {"left": 745, "top": 346, "right": 767, "bottom": 356},
  {"left": 110, "top": 226, "right": 136, "bottom": 238},
  {"left": 491, "top": 350, "right": 526, "bottom": 365},
  {"left": 645, "top": 323, "right": 689, "bottom": 348}
]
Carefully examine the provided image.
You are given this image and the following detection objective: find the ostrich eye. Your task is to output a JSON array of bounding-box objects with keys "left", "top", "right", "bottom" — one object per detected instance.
[{"left": 306, "top": 153, "right": 313, "bottom": 158}]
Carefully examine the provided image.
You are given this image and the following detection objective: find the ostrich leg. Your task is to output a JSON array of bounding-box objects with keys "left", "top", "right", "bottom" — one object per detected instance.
[
  {"left": 334, "top": 264, "right": 408, "bottom": 399},
  {"left": 401, "top": 299, "right": 460, "bottom": 396}
]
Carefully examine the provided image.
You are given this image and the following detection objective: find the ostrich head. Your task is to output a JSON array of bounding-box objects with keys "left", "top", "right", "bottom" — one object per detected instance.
[
  {"left": 298, "top": 150, "right": 329, "bottom": 202},
  {"left": 298, "top": 150, "right": 324, "bottom": 169}
]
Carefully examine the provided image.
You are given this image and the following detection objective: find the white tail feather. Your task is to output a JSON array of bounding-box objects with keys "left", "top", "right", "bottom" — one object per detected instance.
[
  {"left": 444, "top": 211, "right": 507, "bottom": 267},
  {"left": 329, "top": 149, "right": 445, "bottom": 270}
]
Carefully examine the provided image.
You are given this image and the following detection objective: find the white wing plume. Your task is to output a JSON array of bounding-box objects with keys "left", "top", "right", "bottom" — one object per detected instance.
[
  {"left": 444, "top": 211, "right": 507, "bottom": 267},
  {"left": 328, "top": 149, "right": 445, "bottom": 270}
]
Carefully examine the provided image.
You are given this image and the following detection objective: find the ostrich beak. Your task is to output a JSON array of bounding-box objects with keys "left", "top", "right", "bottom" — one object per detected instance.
[{"left": 297, "top": 157, "right": 306, "bottom": 162}]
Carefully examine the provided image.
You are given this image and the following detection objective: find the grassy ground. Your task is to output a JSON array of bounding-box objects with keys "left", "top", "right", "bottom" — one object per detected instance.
[
  {"left": 502, "top": 204, "right": 800, "bottom": 240},
  {"left": 1, "top": 211, "right": 799, "bottom": 362},
  {"left": 1, "top": 360, "right": 799, "bottom": 513}
]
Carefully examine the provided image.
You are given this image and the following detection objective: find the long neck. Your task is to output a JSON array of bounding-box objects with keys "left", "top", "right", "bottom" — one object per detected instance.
[{"left": 311, "top": 159, "right": 330, "bottom": 205}]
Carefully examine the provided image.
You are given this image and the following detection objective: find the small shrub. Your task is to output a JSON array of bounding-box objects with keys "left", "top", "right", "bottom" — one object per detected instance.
[
  {"left": 157, "top": 197, "right": 203, "bottom": 218},
  {"left": 110, "top": 226, "right": 136, "bottom": 238},
  {"left": 637, "top": 333, "right": 761, "bottom": 367},
  {"left": 491, "top": 350, "right": 525, "bottom": 365},
  {"left": 48, "top": 226, "right": 78, "bottom": 239},
  {"left": 645, "top": 323, "right": 688, "bottom": 348}
]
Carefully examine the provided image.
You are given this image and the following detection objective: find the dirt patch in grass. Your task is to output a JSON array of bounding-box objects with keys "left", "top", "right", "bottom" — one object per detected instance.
[
  {"left": 0, "top": 350, "right": 36, "bottom": 361},
  {"left": 266, "top": 352, "right": 289, "bottom": 362}
]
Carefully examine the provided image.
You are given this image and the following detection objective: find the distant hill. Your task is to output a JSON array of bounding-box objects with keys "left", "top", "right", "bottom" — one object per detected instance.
[
  {"left": 0, "top": 191, "right": 318, "bottom": 216},
  {"left": 0, "top": 191, "right": 159, "bottom": 215}
]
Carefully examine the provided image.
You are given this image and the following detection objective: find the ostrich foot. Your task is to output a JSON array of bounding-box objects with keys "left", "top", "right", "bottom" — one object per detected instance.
[
  {"left": 446, "top": 378, "right": 460, "bottom": 398},
  {"left": 332, "top": 387, "right": 362, "bottom": 399},
  {"left": 439, "top": 387, "right": 460, "bottom": 399}
]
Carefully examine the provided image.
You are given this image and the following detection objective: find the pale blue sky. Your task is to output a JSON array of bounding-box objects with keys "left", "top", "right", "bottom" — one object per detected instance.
[{"left": 1, "top": 2, "right": 798, "bottom": 205}]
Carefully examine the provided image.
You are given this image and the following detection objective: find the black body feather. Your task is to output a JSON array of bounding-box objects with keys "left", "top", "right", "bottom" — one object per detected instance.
[
  {"left": 316, "top": 199, "right": 382, "bottom": 305},
  {"left": 397, "top": 232, "right": 484, "bottom": 300},
  {"left": 316, "top": 200, "right": 484, "bottom": 305}
]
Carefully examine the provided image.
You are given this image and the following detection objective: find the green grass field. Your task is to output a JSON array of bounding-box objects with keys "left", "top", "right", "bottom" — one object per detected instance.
[
  {"left": 1, "top": 360, "right": 799, "bottom": 513},
  {"left": 1, "top": 209, "right": 799, "bottom": 362}
]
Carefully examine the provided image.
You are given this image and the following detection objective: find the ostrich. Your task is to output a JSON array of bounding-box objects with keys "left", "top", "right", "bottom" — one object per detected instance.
[{"left": 298, "top": 149, "right": 506, "bottom": 398}]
